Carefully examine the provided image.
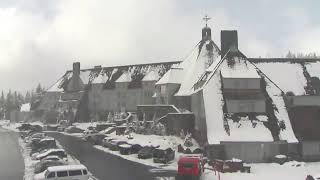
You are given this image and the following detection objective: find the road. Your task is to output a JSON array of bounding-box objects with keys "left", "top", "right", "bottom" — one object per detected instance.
[
  {"left": 0, "top": 128, "right": 24, "bottom": 180},
  {"left": 48, "top": 132, "right": 176, "bottom": 180}
]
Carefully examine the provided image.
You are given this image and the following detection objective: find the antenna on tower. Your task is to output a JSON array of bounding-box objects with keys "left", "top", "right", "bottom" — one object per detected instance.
[{"left": 203, "top": 15, "right": 211, "bottom": 27}]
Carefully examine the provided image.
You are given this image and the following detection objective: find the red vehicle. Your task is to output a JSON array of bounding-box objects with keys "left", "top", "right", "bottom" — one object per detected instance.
[{"left": 177, "top": 155, "right": 204, "bottom": 180}]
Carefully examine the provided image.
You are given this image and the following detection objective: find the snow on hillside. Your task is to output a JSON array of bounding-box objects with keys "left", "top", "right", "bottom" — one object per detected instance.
[
  {"left": 264, "top": 78, "right": 298, "bottom": 143},
  {"left": 305, "top": 61, "right": 320, "bottom": 78},
  {"left": 255, "top": 62, "right": 307, "bottom": 95}
]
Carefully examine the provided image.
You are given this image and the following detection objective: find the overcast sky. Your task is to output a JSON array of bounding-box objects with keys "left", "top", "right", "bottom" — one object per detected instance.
[{"left": 1, "top": 0, "right": 320, "bottom": 93}]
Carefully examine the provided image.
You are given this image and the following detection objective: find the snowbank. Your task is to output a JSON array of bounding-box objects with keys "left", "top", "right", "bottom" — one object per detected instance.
[{"left": 204, "top": 161, "right": 320, "bottom": 180}]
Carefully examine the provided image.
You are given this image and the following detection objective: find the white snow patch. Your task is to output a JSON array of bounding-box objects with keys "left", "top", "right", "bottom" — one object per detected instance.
[
  {"left": 224, "top": 118, "right": 274, "bottom": 142},
  {"left": 203, "top": 67, "right": 225, "bottom": 144},
  {"left": 20, "top": 103, "right": 31, "bottom": 112},
  {"left": 305, "top": 61, "right": 320, "bottom": 79},
  {"left": 115, "top": 71, "right": 132, "bottom": 83},
  {"left": 220, "top": 60, "right": 260, "bottom": 79},
  {"left": 265, "top": 78, "right": 298, "bottom": 143},
  {"left": 255, "top": 62, "right": 307, "bottom": 95},
  {"left": 204, "top": 162, "right": 320, "bottom": 180}
]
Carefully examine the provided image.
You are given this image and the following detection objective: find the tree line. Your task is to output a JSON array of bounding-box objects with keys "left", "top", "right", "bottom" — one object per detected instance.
[
  {"left": 285, "top": 51, "right": 319, "bottom": 58},
  {"left": 0, "top": 83, "right": 45, "bottom": 119}
]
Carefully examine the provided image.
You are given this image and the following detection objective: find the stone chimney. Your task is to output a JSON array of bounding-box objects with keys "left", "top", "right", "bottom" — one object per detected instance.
[
  {"left": 220, "top": 30, "right": 238, "bottom": 58},
  {"left": 73, "top": 62, "right": 80, "bottom": 76}
]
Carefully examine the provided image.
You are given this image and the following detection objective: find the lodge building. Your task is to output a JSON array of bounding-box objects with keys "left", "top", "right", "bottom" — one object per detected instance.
[{"left": 37, "top": 22, "right": 320, "bottom": 162}]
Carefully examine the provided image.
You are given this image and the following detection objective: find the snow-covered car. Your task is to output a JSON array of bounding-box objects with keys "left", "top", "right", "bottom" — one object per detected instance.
[
  {"left": 34, "top": 164, "right": 89, "bottom": 180},
  {"left": 35, "top": 149, "right": 67, "bottom": 161},
  {"left": 153, "top": 147, "right": 175, "bottom": 164},
  {"left": 109, "top": 139, "right": 127, "bottom": 151},
  {"left": 85, "top": 133, "right": 107, "bottom": 145},
  {"left": 102, "top": 137, "right": 115, "bottom": 148},
  {"left": 41, "top": 155, "right": 62, "bottom": 162},
  {"left": 34, "top": 159, "right": 67, "bottom": 174},
  {"left": 119, "top": 144, "right": 132, "bottom": 155},
  {"left": 82, "top": 130, "right": 98, "bottom": 139},
  {"left": 138, "top": 146, "right": 154, "bottom": 159}
]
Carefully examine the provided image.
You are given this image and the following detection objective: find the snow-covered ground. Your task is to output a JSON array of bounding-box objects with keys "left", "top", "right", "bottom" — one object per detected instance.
[
  {"left": 203, "top": 161, "right": 320, "bottom": 180},
  {"left": 17, "top": 135, "right": 97, "bottom": 180},
  {"left": 0, "top": 120, "right": 44, "bottom": 132},
  {"left": 65, "top": 129, "right": 199, "bottom": 170}
]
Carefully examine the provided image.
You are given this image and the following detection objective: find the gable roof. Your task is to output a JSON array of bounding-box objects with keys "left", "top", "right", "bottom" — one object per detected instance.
[{"left": 46, "top": 61, "right": 180, "bottom": 92}]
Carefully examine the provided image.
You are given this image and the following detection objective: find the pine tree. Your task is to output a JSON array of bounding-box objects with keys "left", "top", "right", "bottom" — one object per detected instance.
[
  {"left": 25, "top": 91, "right": 31, "bottom": 103},
  {"left": 36, "top": 83, "right": 44, "bottom": 94},
  {"left": 0, "top": 91, "right": 5, "bottom": 119}
]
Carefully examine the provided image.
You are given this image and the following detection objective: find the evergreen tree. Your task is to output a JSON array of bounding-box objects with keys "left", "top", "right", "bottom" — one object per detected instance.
[
  {"left": 0, "top": 91, "right": 5, "bottom": 119},
  {"left": 25, "top": 91, "right": 31, "bottom": 103},
  {"left": 36, "top": 83, "right": 44, "bottom": 94}
]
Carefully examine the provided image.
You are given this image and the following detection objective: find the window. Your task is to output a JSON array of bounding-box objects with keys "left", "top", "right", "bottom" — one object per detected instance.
[
  {"left": 161, "top": 85, "right": 166, "bottom": 94},
  {"left": 83, "top": 169, "right": 88, "bottom": 175},
  {"left": 57, "top": 171, "right": 68, "bottom": 177},
  {"left": 69, "top": 170, "right": 82, "bottom": 176},
  {"left": 46, "top": 172, "right": 55, "bottom": 178}
]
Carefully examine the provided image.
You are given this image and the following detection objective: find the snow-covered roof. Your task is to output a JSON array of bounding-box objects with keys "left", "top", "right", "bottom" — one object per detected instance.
[
  {"left": 155, "top": 68, "right": 183, "bottom": 85},
  {"left": 115, "top": 71, "right": 132, "bottom": 83},
  {"left": 305, "top": 61, "right": 320, "bottom": 79},
  {"left": 220, "top": 60, "right": 260, "bottom": 79},
  {"left": 20, "top": 103, "right": 31, "bottom": 112},
  {"left": 254, "top": 62, "right": 307, "bottom": 95},
  {"left": 92, "top": 70, "right": 108, "bottom": 84},
  {"left": 202, "top": 53, "right": 299, "bottom": 144},
  {"left": 47, "top": 72, "right": 72, "bottom": 92},
  {"left": 46, "top": 61, "right": 180, "bottom": 92},
  {"left": 174, "top": 40, "right": 220, "bottom": 96},
  {"left": 142, "top": 70, "right": 160, "bottom": 81}
]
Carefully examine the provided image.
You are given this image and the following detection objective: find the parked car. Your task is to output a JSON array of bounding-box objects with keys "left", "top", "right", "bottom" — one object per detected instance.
[
  {"left": 119, "top": 144, "right": 132, "bottom": 155},
  {"left": 64, "top": 126, "right": 84, "bottom": 134},
  {"left": 41, "top": 155, "right": 62, "bottom": 162},
  {"left": 177, "top": 155, "right": 204, "bottom": 180},
  {"left": 153, "top": 147, "right": 175, "bottom": 164},
  {"left": 129, "top": 144, "right": 142, "bottom": 154},
  {"left": 57, "top": 126, "right": 65, "bottom": 132},
  {"left": 109, "top": 139, "right": 127, "bottom": 151},
  {"left": 86, "top": 133, "right": 107, "bottom": 145},
  {"left": 82, "top": 130, "right": 98, "bottom": 139},
  {"left": 31, "top": 137, "right": 57, "bottom": 154},
  {"left": 35, "top": 149, "right": 67, "bottom": 161},
  {"left": 102, "top": 137, "right": 115, "bottom": 148},
  {"left": 138, "top": 146, "right": 154, "bottom": 159},
  {"left": 34, "top": 159, "right": 67, "bottom": 174},
  {"left": 34, "top": 164, "right": 89, "bottom": 180}
]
